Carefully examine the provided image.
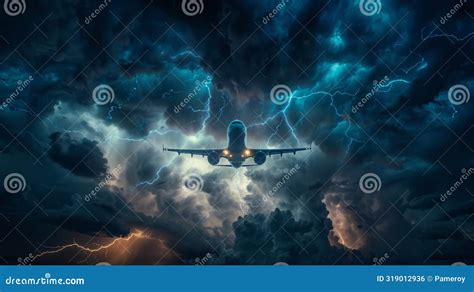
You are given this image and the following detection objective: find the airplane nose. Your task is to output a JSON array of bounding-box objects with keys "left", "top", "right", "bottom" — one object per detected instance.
[{"left": 231, "top": 161, "right": 243, "bottom": 168}]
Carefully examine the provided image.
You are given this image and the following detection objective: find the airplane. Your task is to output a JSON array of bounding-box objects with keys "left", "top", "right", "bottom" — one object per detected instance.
[{"left": 163, "top": 120, "right": 311, "bottom": 168}]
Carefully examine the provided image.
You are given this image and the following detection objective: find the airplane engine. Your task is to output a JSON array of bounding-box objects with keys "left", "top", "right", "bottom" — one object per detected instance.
[
  {"left": 207, "top": 151, "right": 220, "bottom": 165},
  {"left": 254, "top": 151, "right": 266, "bottom": 165}
]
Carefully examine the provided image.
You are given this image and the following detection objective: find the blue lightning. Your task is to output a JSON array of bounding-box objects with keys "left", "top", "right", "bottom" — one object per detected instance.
[
  {"left": 400, "top": 55, "right": 427, "bottom": 74},
  {"left": 248, "top": 73, "right": 413, "bottom": 153},
  {"left": 421, "top": 29, "right": 474, "bottom": 42},
  {"left": 106, "top": 103, "right": 122, "bottom": 120},
  {"left": 135, "top": 75, "right": 216, "bottom": 187},
  {"left": 135, "top": 158, "right": 175, "bottom": 187},
  {"left": 248, "top": 89, "right": 360, "bottom": 149},
  {"left": 450, "top": 104, "right": 458, "bottom": 120},
  {"left": 188, "top": 81, "right": 230, "bottom": 135},
  {"left": 107, "top": 127, "right": 180, "bottom": 143},
  {"left": 171, "top": 50, "right": 201, "bottom": 60},
  {"left": 378, "top": 79, "right": 411, "bottom": 92}
]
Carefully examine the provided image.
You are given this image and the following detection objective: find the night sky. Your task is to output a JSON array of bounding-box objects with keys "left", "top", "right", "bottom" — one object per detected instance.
[{"left": 0, "top": 0, "right": 473, "bottom": 265}]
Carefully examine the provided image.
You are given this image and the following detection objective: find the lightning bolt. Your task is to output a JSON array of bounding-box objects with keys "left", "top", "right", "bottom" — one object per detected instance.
[
  {"left": 31, "top": 230, "right": 155, "bottom": 263},
  {"left": 136, "top": 158, "right": 175, "bottom": 187},
  {"left": 190, "top": 84, "right": 214, "bottom": 134},
  {"left": 378, "top": 79, "right": 411, "bottom": 92},
  {"left": 109, "top": 127, "right": 180, "bottom": 143},
  {"left": 248, "top": 75, "right": 413, "bottom": 152},
  {"left": 171, "top": 50, "right": 201, "bottom": 60},
  {"left": 248, "top": 89, "right": 360, "bottom": 150},
  {"left": 421, "top": 28, "right": 474, "bottom": 42},
  {"left": 106, "top": 103, "right": 122, "bottom": 121},
  {"left": 400, "top": 55, "right": 426, "bottom": 74},
  {"left": 136, "top": 77, "right": 218, "bottom": 187}
]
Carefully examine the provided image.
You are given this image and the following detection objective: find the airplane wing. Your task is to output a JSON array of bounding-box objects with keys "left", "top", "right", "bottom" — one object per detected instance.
[
  {"left": 212, "top": 164, "right": 260, "bottom": 167},
  {"left": 162, "top": 146, "right": 224, "bottom": 157},
  {"left": 249, "top": 147, "right": 311, "bottom": 157}
]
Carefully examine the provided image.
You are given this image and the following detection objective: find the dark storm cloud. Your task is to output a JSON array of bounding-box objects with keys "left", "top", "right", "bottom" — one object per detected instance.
[
  {"left": 48, "top": 132, "right": 108, "bottom": 178},
  {"left": 214, "top": 208, "right": 360, "bottom": 265},
  {"left": 0, "top": 0, "right": 473, "bottom": 265}
]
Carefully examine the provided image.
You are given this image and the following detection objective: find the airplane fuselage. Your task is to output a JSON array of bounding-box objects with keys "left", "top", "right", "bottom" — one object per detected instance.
[{"left": 225, "top": 120, "right": 249, "bottom": 168}]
